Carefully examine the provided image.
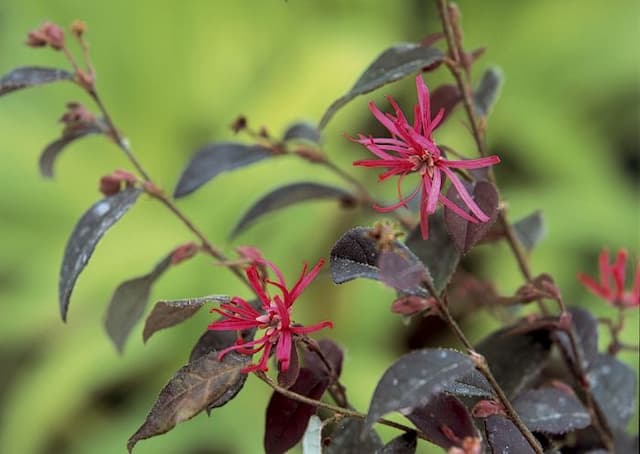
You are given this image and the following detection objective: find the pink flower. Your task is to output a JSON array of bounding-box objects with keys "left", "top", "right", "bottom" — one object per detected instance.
[
  {"left": 351, "top": 75, "right": 500, "bottom": 239},
  {"left": 209, "top": 258, "right": 333, "bottom": 373},
  {"left": 578, "top": 249, "right": 640, "bottom": 309}
]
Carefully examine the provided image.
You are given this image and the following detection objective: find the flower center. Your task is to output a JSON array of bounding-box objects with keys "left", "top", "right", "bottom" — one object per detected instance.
[{"left": 409, "top": 152, "right": 436, "bottom": 177}]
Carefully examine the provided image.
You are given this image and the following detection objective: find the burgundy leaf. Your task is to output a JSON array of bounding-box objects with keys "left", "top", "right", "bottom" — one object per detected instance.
[
  {"left": 378, "top": 250, "right": 427, "bottom": 292},
  {"left": 405, "top": 210, "right": 461, "bottom": 294},
  {"left": 444, "top": 181, "right": 499, "bottom": 254},
  {"left": 277, "top": 344, "right": 300, "bottom": 389},
  {"left": 0, "top": 66, "right": 74, "bottom": 97},
  {"left": 127, "top": 351, "right": 249, "bottom": 453},
  {"left": 231, "top": 182, "right": 355, "bottom": 238},
  {"left": 473, "top": 67, "right": 503, "bottom": 117},
  {"left": 303, "top": 338, "right": 344, "bottom": 382},
  {"left": 379, "top": 431, "right": 417, "bottom": 454},
  {"left": 143, "top": 295, "right": 231, "bottom": 343},
  {"left": 173, "top": 142, "right": 274, "bottom": 198},
  {"left": 555, "top": 306, "right": 599, "bottom": 371},
  {"left": 365, "top": 348, "right": 474, "bottom": 430},
  {"left": 282, "top": 121, "right": 321, "bottom": 144},
  {"left": 407, "top": 393, "right": 476, "bottom": 450},
  {"left": 59, "top": 188, "right": 142, "bottom": 321},
  {"left": 264, "top": 368, "right": 330, "bottom": 454},
  {"left": 104, "top": 254, "right": 172, "bottom": 353},
  {"left": 39, "top": 124, "right": 103, "bottom": 178},
  {"left": 485, "top": 415, "right": 535, "bottom": 454},
  {"left": 323, "top": 417, "right": 383, "bottom": 454},
  {"left": 430, "top": 84, "right": 462, "bottom": 123},
  {"left": 320, "top": 44, "right": 443, "bottom": 129},
  {"left": 513, "top": 387, "right": 590, "bottom": 434}
]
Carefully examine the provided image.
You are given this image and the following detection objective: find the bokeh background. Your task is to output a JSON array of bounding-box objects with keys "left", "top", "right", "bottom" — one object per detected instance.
[{"left": 0, "top": 1, "right": 638, "bottom": 453}]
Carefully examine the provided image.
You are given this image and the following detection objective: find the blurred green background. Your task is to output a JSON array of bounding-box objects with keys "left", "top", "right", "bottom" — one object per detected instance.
[{"left": 1, "top": 1, "right": 638, "bottom": 453}]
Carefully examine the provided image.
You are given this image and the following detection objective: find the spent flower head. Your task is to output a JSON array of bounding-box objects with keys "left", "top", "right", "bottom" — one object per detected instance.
[
  {"left": 209, "top": 255, "right": 332, "bottom": 373},
  {"left": 578, "top": 248, "right": 640, "bottom": 309},
  {"left": 26, "top": 21, "right": 65, "bottom": 50},
  {"left": 351, "top": 75, "right": 500, "bottom": 239}
]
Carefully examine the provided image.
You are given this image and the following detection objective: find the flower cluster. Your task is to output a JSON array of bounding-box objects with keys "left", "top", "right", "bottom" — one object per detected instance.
[
  {"left": 208, "top": 254, "right": 333, "bottom": 373},
  {"left": 578, "top": 248, "right": 640, "bottom": 308},
  {"left": 351, "top": 75, "right": 500, "bottom": 239}
]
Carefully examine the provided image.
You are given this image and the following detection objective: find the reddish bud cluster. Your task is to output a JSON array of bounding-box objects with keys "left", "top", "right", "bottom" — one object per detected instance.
[
  {"left": 60, "top": 102, "right": 96, "bottom": 133},
  {"left": 170, "top": 242, "right": 199, "bottom": 265},
  {"left": 99, "top": 169, "right": 137, "bottom": 197},
  {"left": 26, "top": 22, "right": 65, "bottom": 50}
]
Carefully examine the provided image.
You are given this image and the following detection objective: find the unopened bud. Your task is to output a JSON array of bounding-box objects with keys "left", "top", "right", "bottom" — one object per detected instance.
[
  {"left": 230, "top": 115, "right": 247, "bottom": 134},
  {"left": 170, "top": 242, "right": 199, "bottom": 265},
  {"left": 99, "top": 169, "right": 137, "bottom": 196},
  {"left": 70, "top": 20, "right": 87, "bottom": 37},
  {"left": 26, "top": 22, "right": 65, "bottom": 50}
]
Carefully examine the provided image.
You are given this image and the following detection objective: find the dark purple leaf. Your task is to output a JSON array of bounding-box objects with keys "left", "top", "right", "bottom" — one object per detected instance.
[
  {"left": 485, "top": 415, "right": 535, "bottom": 454},
  {"left": 59, "top": 188, "right": 142, "bottom": 321},
  {"left": 555, "top": 306, "right": 598, "bottom": 371},
  {"left": 127, "top": 350, "right": 249, "bottom": 453},
  {"left": 587, "top": 353, "right": 637, "bottom": 430},
  {"left": 405, "top": 210, "right": 461, "bottom": 294},
  {"left": 231, "top": 182, "right": 355, "bottom": 238},
  {"left": 0, "top": 66, "right": 74, "bottom": 97},
  {"left": 378, "top": 250, "right": 427, "bottom": 292},
  {"left": 514, "top": 387, "right": 590, "bottom": 434},
  {"left": 104, "top": 254, "right": 172, "bottom": 353},
  {"left": 473, "top": 67, "right": 502, "bottom": 117},
  {"left": 513, "top": 211, "right": 545, "bottom": 251},
  {"left": 430, "top": 84, "right": 462, "bottom": 123},
  {"left": 143, "top": 295, "right": 231, "bottom": 343},
  {"left": 476, "top": 326, "right": 552, "bottom": 398},
  {"left": 319, "top": 44, "right": 444, "bottom": 129},
  {"left": 407, "top": 393, "right": 476, "bottom": 450},
  {"left": 303, "top": 338, "right": 344, "bottom": 382},
  {"left": 365, "top": 348, "right": 474, "bottom": 429},
  {"left": 278, "top": 345, "right": 300, "bottom": 389},
  {"left": 301, "top": 415, "right": 323, "bottom": 454},
  {"left": 264, "top": 368, "right": 330, "bottom": 454},
  {"left": 444, "top": 181, "right": 499, "bottom": 254},
  {"left": 173, "top": 142, "right": 274, "bottom": 198},
  {"left": 39, "top": 124, "right": 103, "bottom": 178},
  {"left": 283, "top": 121, "right": 321, "bottom": 144},
  {"left": 378, "top": 432, "right": 417, "bottom": 454},
  {"left": 443, "top": 369, "right": 494, "bottom": 398},
  {"left": 323, "top": 417, "right": 383, "bottom": 454},
  {"left": 330, "top": 227, "right": 427, "bottom": 296}
]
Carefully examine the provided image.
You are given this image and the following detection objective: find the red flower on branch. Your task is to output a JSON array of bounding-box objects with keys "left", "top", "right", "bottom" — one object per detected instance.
[
  {"left": 351, "top": 75, "right": 500, "bottom": 239},
  {"left": 578, "top": 249, "right": 640, "bottom": 309},
  {"left": 209, "top": 257, "right": 333, "bottom": 373}
]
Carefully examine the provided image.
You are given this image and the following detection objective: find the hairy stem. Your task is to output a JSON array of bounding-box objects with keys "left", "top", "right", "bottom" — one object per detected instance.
[{"left": 255, "top": 371, "right": 424, "bottom": 440}]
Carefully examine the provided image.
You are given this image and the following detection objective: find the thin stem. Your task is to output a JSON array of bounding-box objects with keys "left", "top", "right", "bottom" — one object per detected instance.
[
  {"left": 421, "top": 278, "right": 544, "bottom": 454},
  {"left": 87, "top": 88, "right": 252, "bottom": 291},
  {"left": 255, "top": 372, "right": 424, "bottom": 440}
]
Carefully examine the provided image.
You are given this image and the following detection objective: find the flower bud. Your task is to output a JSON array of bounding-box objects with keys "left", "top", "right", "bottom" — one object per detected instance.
[
  {"left": 70, "top": 20, "right": 87, "bottom": 38},
  {"left": 26, "top": 22, "right": 65, "bottom": 50}
]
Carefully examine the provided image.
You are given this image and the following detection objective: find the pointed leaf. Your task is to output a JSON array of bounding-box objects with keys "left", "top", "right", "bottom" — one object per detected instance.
[
  {"left": 283, "top": 121, "right": 321, "bottom": 144},
  {"left": 302, "top": 415, "right": 323, "bottom": 454},
  {"left": 405, "top": 210, "right": 461, "bottom": 294},
  {"left": 365, "top": 348, "right": 474, "bottom": 429},
  {"left": 476, "top": 326, "right": 552, "bottom": 398},
  {"left": 513, "top": 387, "right": 590, "bottom": 434},
  {"left": 444, "top": 181, "right": 499, "bottom": 254},
  {"left": 39, "top": 124, "right": 103, "bottom": 178},
  {"left": 143, "top": 295, "right": 231, "bottom": 343},
  {"left": 303, "top": 338, "right": 344, "bottom": 383},
  {"left": 323, "top": 418, "right": 383, "bottom": 454},
  {"left": 277, "top": 345, "right": 300, "bottom": 389},
  {"left": 59, "top": 188, "right": 142, "bottom": 321},
  {"left": 127, "top": 350, "right": 249, "bottom": 452},
  {"left": 513, "top": 211, "right": 545, "bottom": 251},
  {"left": 555, "top": 306, "right": 598, "bottom": 371},
  {"left": 264, "top": 368, "right": 330, "bottom": 454},
  {"left": 473, "top": 67, "right": 503, "bottom": 117},
  {"left": 231, "top": 182, "right": 355, "bottom": 238},
  {"left": 377, "top": 432, "right": 417, "bottom": 454},
  {"left": 319, "top": 44, "right": 444, "bottom": 129},
  {"left": 378, "top": 250, "right": 427, "bottom": 292},
  {"left": 443, "top": 369, "right": 494, "bottom": 398},
  {"left": 104, "top": 254, "right": 172, "bottom": 353},
  {"left": 406, "top": 393, "right": 476, "bottom": 450},
  {"left": 173, "top": 142, "right": 274, "bottom": 198},
  {"left": 587, "top": 353, "right": 637, "bottom": 430},
  {"left": 485, "top": 415, "right": 535, "bottom": 454},
  {"left": 330, "top": 227, "right": 427, "bottom": 295},
  {"left": 0, "top": 66, "right": 74, "bottom": 97}
]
